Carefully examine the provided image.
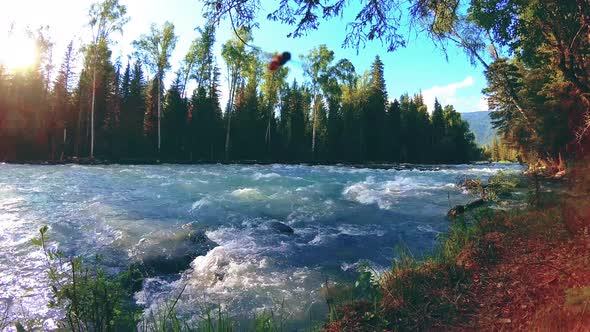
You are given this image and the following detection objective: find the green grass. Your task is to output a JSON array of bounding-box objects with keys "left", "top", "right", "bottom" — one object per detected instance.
[
  {"left": 324, "top": 171, "right": 571, "bottom": 331},
  {"left": 324, "top": 205, "right": 520, "bottom": 331}
]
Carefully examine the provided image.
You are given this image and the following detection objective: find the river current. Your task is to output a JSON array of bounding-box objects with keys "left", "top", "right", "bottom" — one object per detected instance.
[{"left": 0, "top": 163, "right": 523, "bottom": 329}]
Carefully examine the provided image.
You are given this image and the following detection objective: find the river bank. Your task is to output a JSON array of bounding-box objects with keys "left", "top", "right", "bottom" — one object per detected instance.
[
  {"left": 324, "top": 173, "right": 590, "bottom": 331},
  {"left": 0, "top": 156, "right": 496, "bottom": 170}
]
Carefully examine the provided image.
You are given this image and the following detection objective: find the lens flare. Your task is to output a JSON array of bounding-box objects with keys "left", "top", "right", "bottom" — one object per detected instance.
[{"left": 0, "top": 35, "right": 37, "bottom": 72}]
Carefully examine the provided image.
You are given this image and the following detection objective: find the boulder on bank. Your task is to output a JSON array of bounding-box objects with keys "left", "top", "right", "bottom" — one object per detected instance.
[
  {"left": 131, "top": 228, "right": 218, "bottom": 277},
  {"left": 447, "top": 199, "right": 486, "bottom": 220},
  {"left": 269, "top": 221, "right": 294, "bottom": 234},
  {"left": 447, "top": 205, "right": 465, "bottom": 219}
]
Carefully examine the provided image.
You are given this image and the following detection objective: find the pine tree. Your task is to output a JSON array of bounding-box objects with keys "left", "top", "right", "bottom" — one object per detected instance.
[
  {"left": 162, "top": 74, "right": 187, "bottom": 160},
  {"left": 431, "top": 98, "right": 445, "bottom": 162},
  {"left": 52, "top": 41, "right": 76, "bottom": 160},
  {"left": 365, "top": 55, "right": 387, "bottom": 161},
  {"left": 385, "top": 99, "right": 401, "bottom": 161},
  {"left": 120, "top": 61, "right": 147, "bottom": 158},
  {"left": 104, "top": 63, "right": 121, "bottom": 158}
]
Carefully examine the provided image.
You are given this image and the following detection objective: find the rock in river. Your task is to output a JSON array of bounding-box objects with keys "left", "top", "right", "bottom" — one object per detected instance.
[
  {"left": 131, "top": 228, "right": 218, "bottom": 277},
  {"left": 269, "top": 221, "right": 294, "bottom": 234}
]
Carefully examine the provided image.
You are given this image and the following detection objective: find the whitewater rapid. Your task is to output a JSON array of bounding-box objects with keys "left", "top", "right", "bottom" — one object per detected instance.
[{"left": 0, "top": 163, "right": 523, "bottom": 328}]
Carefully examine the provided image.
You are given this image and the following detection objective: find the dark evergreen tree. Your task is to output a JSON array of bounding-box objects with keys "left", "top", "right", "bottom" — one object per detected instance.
[
  {"left": 120, "top": 61, "right": 146, "bottom": 158},
  {"left": 364, "top": 56, "right": 387, "bottom": 161},
  {"left": 384, "top": 99, "right": 401, "bottom": 162},
  {"left": 51, "top": 41, "right": 76, "bottom": 160},
  {"left": 431, "top": 98, "right": 445, "bottom": 162},
  {"left": 162, "top": 74, "right": 188, "bottom": 160}
]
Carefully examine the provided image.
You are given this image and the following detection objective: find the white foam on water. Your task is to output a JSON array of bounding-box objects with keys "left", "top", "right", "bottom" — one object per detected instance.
[
  {"left": 337, "top": 224, "right": 386, "bottom": 237},
  {"left": 252, "top": 172, "right": 281, "bottom": 180},
  {"left": 231, "top": 188, "right": 264, "bottom": 200},
  {"left": 340, "top": 259, "right": 388, "bottom": 276},
  {"left": 308, "top": 233, "right": 323, "bottom": 245},
  {"left": 303, "top": 224, "right": 386, "bottom": 246},
  {"left": 200, "top": 170, "right": 221, "bottom": 177},
  {"left": 135, "top": 225, "right": 324, "bottom": 319},
  {"left": 342, "top": 175, "right": 456, "bottom": 210},
  {"left": 315, "top": 165, "right": 374, "bottom": 174},
  {"left": 190, "top": 198, "right": 210, "bottom": 211},
  {"left": 417, "top": 225, "right": 442, "bottom": 234}
]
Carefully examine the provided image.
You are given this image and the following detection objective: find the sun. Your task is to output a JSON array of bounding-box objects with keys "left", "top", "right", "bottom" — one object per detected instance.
[{"left": 0, "top": 34, "right": 37, "bottom": 72}]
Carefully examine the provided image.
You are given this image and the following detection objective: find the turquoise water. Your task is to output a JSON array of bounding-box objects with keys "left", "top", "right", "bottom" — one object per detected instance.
[{"left": 0, "top": 163, "right": 523, "bottom": 328}]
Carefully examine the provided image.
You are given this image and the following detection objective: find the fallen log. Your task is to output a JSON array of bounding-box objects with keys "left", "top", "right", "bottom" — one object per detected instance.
[{"left": 447, "top": 198, "right": 486, "bottom": 219}]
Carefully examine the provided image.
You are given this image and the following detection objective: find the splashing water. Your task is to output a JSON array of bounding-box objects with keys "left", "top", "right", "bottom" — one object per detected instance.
[{"left": 0, "top": 163, "right": 523, "bottom": 326}]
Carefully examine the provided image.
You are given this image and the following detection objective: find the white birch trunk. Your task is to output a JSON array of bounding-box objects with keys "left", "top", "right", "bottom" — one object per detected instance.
[{"left": 90, "top": 66, "right": 96, "bottom": 159}]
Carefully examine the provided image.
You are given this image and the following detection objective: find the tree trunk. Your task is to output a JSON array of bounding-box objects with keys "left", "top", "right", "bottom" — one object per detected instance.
[
  {"left": 62, "top": 128, "right": 67, "bottom": 161},
  {"left": 157, "top": 77, "right": 161, "bottom": 156},
  {"left": 75, "top": 101, "right": 83, "bottom": 157},
  {"left": 225, "top": 107, "right": 232, "bottom": 161},
  {"left": 311, "top": 93, "right": 318, "bottom": 159},
  {"left": 180, "top": 59, "right": 195, "bottom": 99},
  {"left": 225, "top": 80, "right": 236, "bottom": 161},
  {"left": 265, "top": 104, "right": 272, "bottom": 155},
  {"left": 90, "top": 66, "right": 96, "bottom": 159}
]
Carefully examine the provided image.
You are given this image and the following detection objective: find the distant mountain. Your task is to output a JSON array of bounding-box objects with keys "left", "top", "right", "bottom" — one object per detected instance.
[{"left": 461, "top": 111, "right": 497, "bottom": 147}]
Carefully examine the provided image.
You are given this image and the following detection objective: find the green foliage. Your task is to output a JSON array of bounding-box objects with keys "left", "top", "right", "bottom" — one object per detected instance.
[
  {"left": 437, "top": 217, "right": 478, "bottom": 262},
  {"left": 353, "top": 263, "right": 381, "bottom": 303},
  {"left": 133, "top": 22, "right": 177, "bottom": 79},
  {"left": 463, "top": 171, "right": 523, "bottom": 202},
  {"left": 475, "top": 0, "right": 590, "bottom": 165},
  {"left": 484, "top": 137, "right": 519, "bottom": 162},
  {"left": 485, "top": 171, "right": 521, "bottom": 201},
  {"left": 205, "top": 0, "right": 590, "bottom": 168},
  {"left": 88, "top": 0, "right": 129, "bottom": 43},
  {"left": 31, "top": 226, "right": 139, "bottom": 331},
  {"left": 133, "top": 21, "right": 178, "bottom": 153},
  {"left": 321, "top": 262, "right": 386, "bottom": 328}
]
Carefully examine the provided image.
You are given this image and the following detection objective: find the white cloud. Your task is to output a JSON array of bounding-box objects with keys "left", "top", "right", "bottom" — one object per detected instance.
[
  {"left": 477, "top": 97, "right": 488, "bottom": 112},
  {"left": 422, "top": 76, "right": 487, "bottom": 112}
]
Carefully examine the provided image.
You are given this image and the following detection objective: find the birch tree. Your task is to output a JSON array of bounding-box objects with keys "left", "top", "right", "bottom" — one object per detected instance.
[
  {"left": 302, "top": 45, "right": 334, "bottom": 159},
  {"left": 221, "top": 27, "right": 251, "bottom": 160},
  {"left": 133, "top": 21, "right": 178, "bottom": 155},
  {"left": 87, "top": 0, "right": 128, "bottom": 159}
]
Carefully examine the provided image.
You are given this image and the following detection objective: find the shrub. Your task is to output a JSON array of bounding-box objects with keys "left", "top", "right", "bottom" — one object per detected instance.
[{"left": 31, "top": 226, "right": 139, "bottom": 331}]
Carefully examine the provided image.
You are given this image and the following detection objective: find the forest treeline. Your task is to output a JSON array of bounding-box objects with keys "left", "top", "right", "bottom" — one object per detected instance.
[
  {"left": 483, "top": 137, "right": 518, "bottom": 162},
  {"left": 206, "top": 0, "right": 590, "bottom": 171},
  {"left": 0, "top": 1, "right": 481, "bottom": 164}
]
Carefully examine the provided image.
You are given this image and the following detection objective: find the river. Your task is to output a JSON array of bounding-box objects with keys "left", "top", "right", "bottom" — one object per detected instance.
[{"left": 0, "top": 163, "right": 523, "bottom": 329}]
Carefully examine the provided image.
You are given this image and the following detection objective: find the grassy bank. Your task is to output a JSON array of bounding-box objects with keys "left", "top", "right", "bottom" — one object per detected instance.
[{"left": 324, "top": 171, "right": 590, "bottom": 331}]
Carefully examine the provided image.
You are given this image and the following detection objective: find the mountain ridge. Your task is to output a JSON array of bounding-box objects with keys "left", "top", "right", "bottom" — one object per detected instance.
[{"left": 461, "top": 111, "right": 497, "bottom": 147}]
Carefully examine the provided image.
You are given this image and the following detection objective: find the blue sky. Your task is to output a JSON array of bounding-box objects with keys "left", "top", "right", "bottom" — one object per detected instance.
[{"left": 1, "top": 0, "right": 489, "bottom": 112}]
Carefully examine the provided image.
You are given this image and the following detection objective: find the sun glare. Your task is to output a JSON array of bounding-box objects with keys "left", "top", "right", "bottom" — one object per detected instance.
[{"left": 0, "top": 35, "right": 37, "bottom": 72}]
